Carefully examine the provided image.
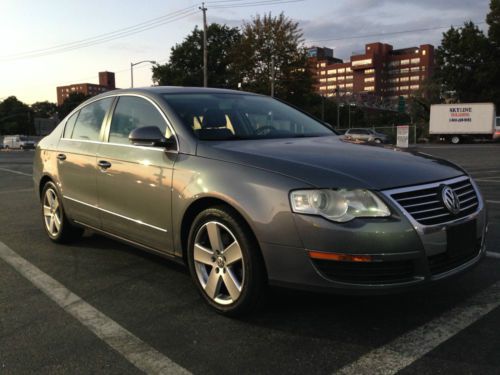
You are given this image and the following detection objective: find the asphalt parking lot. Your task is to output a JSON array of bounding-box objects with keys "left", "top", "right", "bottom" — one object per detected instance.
[{"left": 0, "top": 144, "right": 499, "bottom": 374}]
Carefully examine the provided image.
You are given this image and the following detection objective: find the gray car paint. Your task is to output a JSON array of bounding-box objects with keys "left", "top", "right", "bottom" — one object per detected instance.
[{"left": 33, "top": 87, "right": 487, "bottom": 293}]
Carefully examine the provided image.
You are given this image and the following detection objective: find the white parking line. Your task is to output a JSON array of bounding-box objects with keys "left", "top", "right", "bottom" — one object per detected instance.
[
  {"left": 475, "top": 179, "right": 500, "bottom": 183},
  {"left": 0, "top": 167, "right": 32, "bottom": 177},
  {"left": 0, "top": 241, "right": 191, "bottom": 375},
  {"left": 487, "top": 200, "right": 500, "bottom": 205},
  {"left": 487, "top": 252, "right": 500, "bottom": 259},
  {"left": 335, "top": 280, "right": 500, "bottom": 375}
]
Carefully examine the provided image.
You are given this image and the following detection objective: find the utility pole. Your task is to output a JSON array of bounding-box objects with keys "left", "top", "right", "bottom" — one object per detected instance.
[
  {"left": 199, "top": 2, "right": 208, "bottom": 87},
  {"left": 270, "top": 56, "right": 275, "bottom": 97}
]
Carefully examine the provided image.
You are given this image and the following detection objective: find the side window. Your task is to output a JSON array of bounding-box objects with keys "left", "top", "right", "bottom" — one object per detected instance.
[
  {"left": 63, "top": 111, "right": 79, "bottom": 138},
  {"left": 71, "top": 98, "right": 113, "bottom": 141},
  {"left": 109, "top": 96, "right": 169, "bottom": 145}
]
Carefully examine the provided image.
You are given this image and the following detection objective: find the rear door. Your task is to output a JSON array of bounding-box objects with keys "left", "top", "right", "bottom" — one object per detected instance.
[
  {"left": 96, "top": 95, "right": 177, "bottom": 253},
  {"left": 57, "top": 97, "right": 114, "bottom": 228}
]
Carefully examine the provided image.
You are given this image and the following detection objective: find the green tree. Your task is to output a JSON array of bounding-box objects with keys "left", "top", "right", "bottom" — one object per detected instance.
[
  {"left": 152, "top": 24, "right": 241, "bottom": 88},
  {"left": 487, "top": 0, "right": 500, "bottom": 46},
  {"left": 0, "top": 96, "right": 34, "bottom": 135},
  {"left": 235, "top": 13, "right": 313, "bottom": 104},
  {"left": 434, "top": 21, "right": 492, "bottom": 103},
  {"left": 58, "top": 92, "right": 90, "bottom": 119},
  {"left": 31, "top": 101, "right": 58, "bottom": 119}
]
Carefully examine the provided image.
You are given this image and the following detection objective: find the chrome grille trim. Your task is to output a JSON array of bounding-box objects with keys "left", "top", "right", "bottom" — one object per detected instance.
[{"left": 382, "top": 176, "right": 482, "bottom": 228}]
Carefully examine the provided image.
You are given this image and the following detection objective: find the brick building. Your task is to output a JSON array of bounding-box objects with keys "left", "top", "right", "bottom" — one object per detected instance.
[
  {"left": 309, "top": 43, "right": 435, "bottom": 100},
  {"left": 56, "top": 71, "right": 116, "bottom": 106}
]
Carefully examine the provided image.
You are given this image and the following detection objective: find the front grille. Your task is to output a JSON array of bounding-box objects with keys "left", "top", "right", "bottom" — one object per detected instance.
[
  {"left": 312, "top": 259, "right": 415, "bottom": 284},
  {"left": 390, "top": 178, "right": 479, "bottom": 226}
]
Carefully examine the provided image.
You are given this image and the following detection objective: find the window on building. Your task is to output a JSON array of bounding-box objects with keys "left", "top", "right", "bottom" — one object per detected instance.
[
  {"left": 319, "top": 86, "right": 327, "bottom": 91},
  {"left": 422, "top": 50, "right": 427, "bottom": 56},
  {"left": 410, "top": 84, "right": 420, "bottom": 90},
  {"left": 71, "top": 98, "right": 113, "bottom": 141},
  {"left": 400, "top": 59, "right": 410, "bottom": 65},
  {"left": 346, "top": 75, "right": 353, "bottom": 80},
  {"left": 352, "top": 58, "right": 372, "bottom": 67},
  {"left": 411, "top": 66, "right": 420, "bottom": 72},
  {"left": 421, "top": 66, "right": 426, "bottom": 71},
  {"left": 320, "top": 71, "right": 326, "bottom": 75},
  {"left": 327, "top": 85, "right": 336, "bottom": 90},
  {"left": 400, "top": 77, "right": 409, "bottom": 82},
  {"left": 364, "top": 77, "right": 375, "bottom": 83},
  {"left": 320, "top": 78, "right": 327, "bottom": 83},
  {"left": 338, "top": 76, "right": 345, "bottom": 81},
  {"left": 400, "top": 86, "right": 409, "bottom": 91},
  {"left": 327, "top": 77, "right": 336, "bottom": 82},
  {"left": 346, "top": 67, "right": 352, "bottom": 73},
  {"left": 410, "top": 76, "right": 419, "bottom": 81},
  {"left": 365, "top": 68, "right": 375, "bottom": 74},
  {"left": 400, "top": 68, "right": 410, "bottom": 73},
  {"left": 389, "top": 78, "right": 399, "bottom": 83},
  {"left": 411, "top": 58, "right": 421, "bottom": 64},
  {"left": 346, "top": 83, "right": 353, "bottom": 88},
  {"left": 320, "top": 62, "right": 326, "bottom": 67},
  {"left": 338, "top": 68, "right": 346, "bottom": 73},
  {"left": 327, "top": 69, "right": 337, "bottom": 74},
  {"left": 388, "top": 61, "right": 400, "bottom": 67},
  {"left": 364, "top": 86, "right": 375, "bottom": 91}
]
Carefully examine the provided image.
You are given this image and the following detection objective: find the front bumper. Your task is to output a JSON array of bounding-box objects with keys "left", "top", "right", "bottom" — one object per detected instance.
[{"left": 260, "top": 176, "right": 487, "bottom": 293}]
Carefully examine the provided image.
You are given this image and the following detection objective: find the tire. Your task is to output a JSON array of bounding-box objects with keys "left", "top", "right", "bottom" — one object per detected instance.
[
  {"left": 374, "top": 138, "right": 382, "bottom": 144},
  {"left": 41, "top": 181, "right": 84, "bottom": 243},
  {"left": 450, "top": 136, "right": 460, "bottom": 144},
  {"left": 187, "top": 206, "right": 266, "bottom": 316}
]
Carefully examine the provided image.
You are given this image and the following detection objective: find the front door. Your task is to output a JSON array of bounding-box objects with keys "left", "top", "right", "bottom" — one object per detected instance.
[{"left": 96, "top": 95, "right": 177, "bottom": 253}]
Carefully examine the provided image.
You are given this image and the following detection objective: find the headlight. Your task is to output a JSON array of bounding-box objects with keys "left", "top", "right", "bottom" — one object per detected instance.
[{"left": 290, "top": 189, "right": 390, "bottom": 222}]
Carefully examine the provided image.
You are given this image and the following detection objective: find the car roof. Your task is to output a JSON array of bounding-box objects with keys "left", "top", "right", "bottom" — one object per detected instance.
[{"left": 103, "top": 86, "right": 262, "bottom": 96}]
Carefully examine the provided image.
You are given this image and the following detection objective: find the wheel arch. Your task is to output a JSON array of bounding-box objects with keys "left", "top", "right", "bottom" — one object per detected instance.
[{"left": 39, "top": 174, "right": 54, "bottom": 199}]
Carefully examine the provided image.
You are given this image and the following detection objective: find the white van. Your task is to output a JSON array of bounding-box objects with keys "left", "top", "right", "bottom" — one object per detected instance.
[{"left": 3, "top": 135, "right": 36, "bottom": 149}]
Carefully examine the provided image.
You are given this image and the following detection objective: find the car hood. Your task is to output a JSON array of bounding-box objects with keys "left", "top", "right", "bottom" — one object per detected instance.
[{"left": 196, "top": 136, "right": 465, "bottom": 190}]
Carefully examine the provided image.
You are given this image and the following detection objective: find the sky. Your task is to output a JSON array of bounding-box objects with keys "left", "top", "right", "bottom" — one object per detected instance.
[{"left": 0, "top": 0, "right": 491, "bottom": 104}]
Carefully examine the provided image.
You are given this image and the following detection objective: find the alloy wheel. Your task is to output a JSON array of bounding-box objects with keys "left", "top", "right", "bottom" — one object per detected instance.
[
  {"left": 43, "top": 188, "right": 62, "bottom": 237},
  {"left": 193, "top": 221, "right": 245, "bottom": 305}
]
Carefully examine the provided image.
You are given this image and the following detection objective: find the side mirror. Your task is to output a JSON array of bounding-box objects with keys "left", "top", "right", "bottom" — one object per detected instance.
[{"left": 128, "top": 126, "right": 176, "bottom": 149}]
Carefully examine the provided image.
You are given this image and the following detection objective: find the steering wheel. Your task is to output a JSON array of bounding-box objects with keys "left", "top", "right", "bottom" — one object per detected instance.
[{"left": 254, "top": 126, "right": 276, "bottom": 136}]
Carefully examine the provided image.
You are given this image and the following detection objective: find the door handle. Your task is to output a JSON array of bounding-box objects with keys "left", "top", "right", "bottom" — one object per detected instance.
[
  {"left": 98, "top": 160, "right": 112, "bottom": 169},
  {"left": 56, "top": 153, "right": 66, "bottom": 161}
]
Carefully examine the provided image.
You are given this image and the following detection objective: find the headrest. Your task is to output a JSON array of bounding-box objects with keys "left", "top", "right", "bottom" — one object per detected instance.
[{"left": 202, "top": 109, "right": 227, "bottom": 128}]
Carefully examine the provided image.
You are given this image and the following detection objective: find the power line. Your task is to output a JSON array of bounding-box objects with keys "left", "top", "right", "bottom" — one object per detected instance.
[
  {"left": 211, "top": 0, "right": 303, "bottom": 9},
  {"left": 0, "top": 10, "right": 197, "bottom": 62},
  {"left": 307, "top": 21, "right": 487, "bottom": 43}
]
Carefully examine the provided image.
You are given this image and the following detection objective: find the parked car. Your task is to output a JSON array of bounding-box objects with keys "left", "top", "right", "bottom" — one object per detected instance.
[
  {"left": 3, "top": 135, "right": 36, "bottom": 149},
  {"left": 33, "top": 87, "right": 487, "bottom": 315},
  {"left": 344, "top": 128, "right": 389, "bottom": 144}
]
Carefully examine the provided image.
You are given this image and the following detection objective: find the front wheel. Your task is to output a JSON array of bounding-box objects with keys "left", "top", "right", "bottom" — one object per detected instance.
[
  {"left": 450, "top": 136, "right": 461, "bottom": 144},
  {"left": 187, "top": 207, "right": 266, "bottom": 316},
  {"left": 41, "top": 182, "right": 83, "bottom": 243},
  {"left": 374, "top": 138, "right": 382, "bottom": 144}
]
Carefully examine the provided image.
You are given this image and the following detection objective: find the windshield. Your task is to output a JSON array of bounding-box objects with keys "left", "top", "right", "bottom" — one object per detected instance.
[{"left": 162, "top": 93, "right": 334, "bottom": 140}]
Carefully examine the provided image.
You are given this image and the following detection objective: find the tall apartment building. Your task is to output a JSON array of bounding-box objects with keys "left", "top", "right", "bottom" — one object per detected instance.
[
  {"left": 56, "top": 71, "right": 116, "bottom": 106},
  {"left": 309, "top": 43, "right": 435, "bottom": 100}
]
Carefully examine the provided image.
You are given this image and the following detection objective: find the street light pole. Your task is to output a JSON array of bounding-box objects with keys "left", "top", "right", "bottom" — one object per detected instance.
[{"left": 130, "top": 60, "right": 157, "bottom": 88}]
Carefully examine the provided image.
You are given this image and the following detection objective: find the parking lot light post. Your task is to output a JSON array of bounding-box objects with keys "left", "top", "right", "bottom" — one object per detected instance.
[
  {"left": 130, "top": 60, "right": 156, "bottom": 88},
  {"left": 349, "top": 103, "right": 356, "bottom": 129}
]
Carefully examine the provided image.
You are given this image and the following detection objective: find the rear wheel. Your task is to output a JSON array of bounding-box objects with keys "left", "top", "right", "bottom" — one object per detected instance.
[
  {"left": 41, "top": 182, "right": 83, "bottom": 243},
  {"left": 450, "top": 136, "right": 461, "bottom": 144},
  {"left": 374, "top": 138, "right": 382, "bottom": 144},
  {"left": 187, "top": 207, "right": 266, "bottom": 316}
]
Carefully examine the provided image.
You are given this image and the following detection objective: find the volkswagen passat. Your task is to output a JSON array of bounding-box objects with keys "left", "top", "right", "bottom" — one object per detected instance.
[{"left": 33, "top": 87, "right": 487, "bottom": 315}]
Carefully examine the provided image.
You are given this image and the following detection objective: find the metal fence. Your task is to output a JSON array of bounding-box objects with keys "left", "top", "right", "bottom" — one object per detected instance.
[{"left": 335, "top": 125, "right": 418, "bottom": 145}]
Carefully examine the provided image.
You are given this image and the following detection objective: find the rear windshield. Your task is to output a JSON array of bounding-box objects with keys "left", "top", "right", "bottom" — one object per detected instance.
[{"left": 162, "top": 93, "right": 333, "bottom": 140}]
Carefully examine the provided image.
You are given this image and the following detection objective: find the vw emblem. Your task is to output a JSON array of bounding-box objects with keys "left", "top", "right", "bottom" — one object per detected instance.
[{"left": 441, "top": 185, "right": 460, "bottom": 215}]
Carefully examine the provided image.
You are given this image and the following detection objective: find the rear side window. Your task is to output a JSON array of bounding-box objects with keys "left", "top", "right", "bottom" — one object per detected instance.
[
  {"left": 63, "top": 111, "right": 79, "bottom": 138},
  {"left": 71, "top": 98, "right": 113, "bottom": 141},
  {"left": 108, "top": 96, "right": 169, "bottom": 145}
]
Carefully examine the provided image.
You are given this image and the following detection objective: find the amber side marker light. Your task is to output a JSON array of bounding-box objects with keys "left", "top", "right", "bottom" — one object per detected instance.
[{"left": 308, "top": 251, "right": 373, "bottom": 262}]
